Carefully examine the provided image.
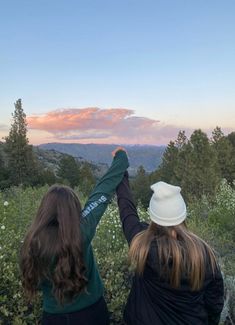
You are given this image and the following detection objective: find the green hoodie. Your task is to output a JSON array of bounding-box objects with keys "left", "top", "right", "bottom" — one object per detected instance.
[{"left": 41, "top": 150, "right": 129, "bottom": 314}]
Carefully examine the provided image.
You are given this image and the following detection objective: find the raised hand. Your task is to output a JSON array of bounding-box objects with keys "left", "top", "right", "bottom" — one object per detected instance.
[{"left": 111, "top": 146, "right": 127, "bottom": 157}]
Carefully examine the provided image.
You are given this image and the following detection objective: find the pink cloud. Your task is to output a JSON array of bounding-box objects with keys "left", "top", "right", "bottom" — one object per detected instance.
[
  {"left": 27, "top": 108, "right": 134, "bottom": 132},
  {"left": 27, "top": 107, "right": 193, "bottom": 145}
]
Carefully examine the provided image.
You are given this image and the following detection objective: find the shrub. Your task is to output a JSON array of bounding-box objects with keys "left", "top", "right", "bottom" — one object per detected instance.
[{"left": 0, "top": 184, "right": 234, "bottom": 324}]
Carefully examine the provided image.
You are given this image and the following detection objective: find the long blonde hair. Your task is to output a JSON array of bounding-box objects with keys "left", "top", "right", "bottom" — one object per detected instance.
[{"left": 129, "top": 222, "right": 218, "bottom": 291}]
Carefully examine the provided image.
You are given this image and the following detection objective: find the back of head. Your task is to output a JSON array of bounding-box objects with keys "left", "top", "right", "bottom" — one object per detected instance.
[
  {"left": 20, "top": 185, "right": 87, "bottom": 304},
  {"left": 35, "top": 185, "right": 82, "bottom": 245},
  {"left": 149, "top": 181, "right": 187, "bottom": 226},
  {"left": 129, "top": 181, "right": 218, "bottom": 290}
]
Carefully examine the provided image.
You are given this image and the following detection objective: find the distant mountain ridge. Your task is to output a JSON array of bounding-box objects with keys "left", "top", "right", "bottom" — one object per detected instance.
[
  {"left": 33, "top": 146, "right": 108, "bottom": 178},
  {"left": 38, "top": 143, "right": 166, "bottom": 173}
]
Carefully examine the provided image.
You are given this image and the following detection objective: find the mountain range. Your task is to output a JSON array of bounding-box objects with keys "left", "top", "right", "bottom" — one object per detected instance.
[{"left": 38, "top": 143, "right": 166, "bottom": 174}]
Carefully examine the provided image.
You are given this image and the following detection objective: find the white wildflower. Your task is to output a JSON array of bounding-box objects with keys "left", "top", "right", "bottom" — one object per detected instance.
[
  {"left": 1, "top": 225, "right": 5, "bottom": 230},
  {"left": 3, "top": 201, "right": 9, "bottom": 207}
]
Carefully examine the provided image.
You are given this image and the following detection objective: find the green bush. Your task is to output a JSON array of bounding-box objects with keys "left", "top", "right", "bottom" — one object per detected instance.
[
  {"left": 0, "top": 183, "right": 234, "bottom": 324},
  {"left": 208, "top": 179, "right": 235, "bottom": 241}
]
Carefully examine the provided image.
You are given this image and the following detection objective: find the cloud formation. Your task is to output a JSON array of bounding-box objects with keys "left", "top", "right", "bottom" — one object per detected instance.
[{"left": 27, "top": 107, "right": 191, "bottom": 145}]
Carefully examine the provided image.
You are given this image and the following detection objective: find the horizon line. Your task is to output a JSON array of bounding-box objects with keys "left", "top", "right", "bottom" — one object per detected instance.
[{"left": 36, "top": 142, "right": 167, "bottom": 147}]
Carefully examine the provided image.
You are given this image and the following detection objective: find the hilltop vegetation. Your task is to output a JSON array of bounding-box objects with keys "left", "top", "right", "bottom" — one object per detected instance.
[
  {"left": 0, "top": 100, "right": 235, "bottom": 324},
  {"left": 33, "top": 146, "right": 109, "bottom": 179},
  {"left": 0, "top": 183, "right": 234, "bottom": 324},
  {"left": 131, "top": 128, "right": 235, "bottom": 207}
]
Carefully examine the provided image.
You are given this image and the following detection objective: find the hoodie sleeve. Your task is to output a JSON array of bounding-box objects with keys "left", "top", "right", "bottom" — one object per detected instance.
[
  {"left": 81, "top": 150, "right": 129, "bottom": 243},
  {"left": 116, "top": 171, "right": 145, "bottom": 244},
  {"left": 204, "top": 268, "right": 224, "bottom": 325}
]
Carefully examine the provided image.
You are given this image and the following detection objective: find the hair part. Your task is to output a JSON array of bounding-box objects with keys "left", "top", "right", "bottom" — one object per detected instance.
[
  {"left": 129, "top": 222, "right": 218, "bottom": 291},
  {"left": 20, "top": 185, "right": 87, "bottom": 305}
]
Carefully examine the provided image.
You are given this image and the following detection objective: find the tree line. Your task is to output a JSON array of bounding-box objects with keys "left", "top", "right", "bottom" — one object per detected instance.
[
  {"left": 131, "top": 128, "right": 235, "bottom": 207},
  {"left": 1, "top": 99, "right": 234, "bottom": 205}
]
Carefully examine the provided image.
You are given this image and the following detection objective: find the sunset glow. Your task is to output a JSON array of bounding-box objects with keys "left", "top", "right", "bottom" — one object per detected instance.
[{"left": 1, "top": 1, "right": 234, "bottom": 145}]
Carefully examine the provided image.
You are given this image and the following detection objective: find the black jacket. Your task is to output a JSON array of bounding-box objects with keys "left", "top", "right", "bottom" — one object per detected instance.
[{"left": 116, "top": 172, "right": 224, "bottom": 325}]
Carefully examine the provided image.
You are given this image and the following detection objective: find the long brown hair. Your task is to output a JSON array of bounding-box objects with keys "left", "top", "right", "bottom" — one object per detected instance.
[
  {"left": 129, "top": 222, "right": 218, "bottom": 291},
  {"left": 20, "top": 185, "right": 87, "bottom": 305}
]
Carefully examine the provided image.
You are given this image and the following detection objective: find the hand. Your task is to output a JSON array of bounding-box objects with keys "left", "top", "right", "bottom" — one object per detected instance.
[{"left": 112, "top": 146, "right": 127, "bottom": 157}]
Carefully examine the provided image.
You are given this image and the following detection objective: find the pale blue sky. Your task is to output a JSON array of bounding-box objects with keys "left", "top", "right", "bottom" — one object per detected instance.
[{"left": 1, "top": 0, "right": 235, "bottom": 144}]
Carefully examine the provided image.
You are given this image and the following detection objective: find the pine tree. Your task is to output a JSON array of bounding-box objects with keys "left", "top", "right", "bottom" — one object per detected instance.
[
  {"left": 79, "top": 162, "right": 95, "bottom": 196},
  {"left": 41, "top": 169, "right": 57, "bottom": 186},
  {"left": 57, "top": 155, "right": 80, "bottom": 188},
  {"left": 4, "top": 99, "right": 38, "bottom": 186},
  {"left": 158, "top": 140, "right": 179, "bottom": 184},
  {"left": 227, "top": 132, "right": 235, "bottom": 183},
  {"left": 0, "top": 149, "right": 9, "bottom": 189},
  {"left": 211, "top": 127, "right": 235, "bottom": 184},
  {"left": 227, "top": 132, "right": 235, "bottom": 148},
  {"left": 185, "top": 129, "right": 220, "bottom": 199},
  {"left": 131, "top": 165, "right": 152, "bottom": 208},
  {"left": 175, "top": 130, "right": 188, "bottom": 149},
  {"left": 174, "top": 131, "right": 191, "bottom": 186}
]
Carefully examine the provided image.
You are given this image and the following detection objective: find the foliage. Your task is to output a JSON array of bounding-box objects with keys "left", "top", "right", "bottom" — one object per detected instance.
[
  {"left": 132, "top": 126, "right": 235, "bottom": 224},
  {"left": 57, "top": 155, "right": 80, "bottom": 188},
  {"left": 186, "top": 129, "right": 220, "bottom": 199},
  {"left": 0, "top": 150, "right": 9, "bottom": 190},
  {"left": 57, "top": 157, "right": 96, "bottom": 191},
  {"left": 158, "top": 140, "right": 179, "bottom": 184},
  {"left": 211, "top": 127, "right": 235, "bottom": 184},
  {"left": 156, "top": 128, "right": 224, "bottom": 202},
  {"left": 208, "top": 179, "right": 235, "bottom": 242},
  {"left": 130, "top": 166, "right": 152, "bottom": 208},
  {"left": 0, "top": 186, "right": 46, "bottom": 324},
  {"left": 3, "top": 99, "right": 40, "bottom": 187},
  {"left": 0, "top": 181, "right": 235, "bottom": 324},
  {"left": 78, "top": 162, "right": 95, "bottom": 196},
  {"left": 227, "top": 132, "right": 235, "bottom": 149}
]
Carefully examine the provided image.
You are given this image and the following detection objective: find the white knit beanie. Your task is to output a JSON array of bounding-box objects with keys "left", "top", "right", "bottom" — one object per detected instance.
[{"left": 148, "top": 181, "right": 187, "bottom": 226}]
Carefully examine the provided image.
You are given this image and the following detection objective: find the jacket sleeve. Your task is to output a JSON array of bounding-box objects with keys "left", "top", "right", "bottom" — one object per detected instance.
[
  {"left": 116, "top": 171, "right": 144, "bottom": 245},
  {"left": 81, "top": 150, "right": 129, "bottom": 243},
  {"left": 204, "top": 268, "right": 224, "bottom": 325}
]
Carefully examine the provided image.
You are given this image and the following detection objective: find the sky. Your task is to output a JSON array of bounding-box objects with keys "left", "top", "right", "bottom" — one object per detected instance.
[{"left": 0, "top": 0, "right": 235, "bottom": 145}]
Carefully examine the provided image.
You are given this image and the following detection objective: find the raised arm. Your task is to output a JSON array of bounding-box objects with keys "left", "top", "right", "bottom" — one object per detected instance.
[
  {"left": 116, "top": 171, "right": 144, "bottom": 244},
  {"left": 81, "top": 149, "right": 129, "bottom": 243}
]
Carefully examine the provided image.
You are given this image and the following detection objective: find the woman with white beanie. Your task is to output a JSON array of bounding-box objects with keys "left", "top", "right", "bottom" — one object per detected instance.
[{"left": 116, "top": 171, "right": 224, "bottom": 325}]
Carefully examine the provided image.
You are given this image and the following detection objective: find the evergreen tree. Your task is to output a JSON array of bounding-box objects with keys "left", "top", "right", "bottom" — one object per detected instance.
[
  {"left": 227, "top": 131, "right": 235, "bottom": 148},
  {"left": 4, "top": 99, "right": 39, "bottom": 186},
  {"left": 174, "top": 131, "right": 192, "bottom": 189},
  {"left": 149, "top": 168, "right": 162, "bottom": 187},
  {"left": 79, "top": 162, "right": 95, "bottom": 196},
  {"left": 38, "top": 168, "right": 57, "bottom": 186},
  {"left": 158, "top": 141, "right": 179, "bottom": 183},
  {"left": 131, "top": 165, "right": 152, "bottom": 208},
  {"left": 227, "top": 132, "right": 235, "bottom": 182},
  {"left": 184, "top": 129, "right": 220, "bottom": 199},
  {"left": 175, "top": 130, "right": 188, "bottom": 149},
  {"left": 0, "top": 150, "right": 9, "bottom": 189},
  {"left": 211, "top": 127, "right": 235, "bottom": 184},
  {"left": 175, "top": 143, "right": 194, "bottom": 199},
  {"left": 57, "top": 155, "right": 80, "bottom": 188}
]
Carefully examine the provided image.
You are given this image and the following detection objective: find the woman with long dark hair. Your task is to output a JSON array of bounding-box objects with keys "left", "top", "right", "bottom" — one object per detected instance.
[
  {"left": 20, "top": 148, "right": 128, "bottom": 325},
  {"left": 116, "top": 171, "right": 224, "bottom": 325}
]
